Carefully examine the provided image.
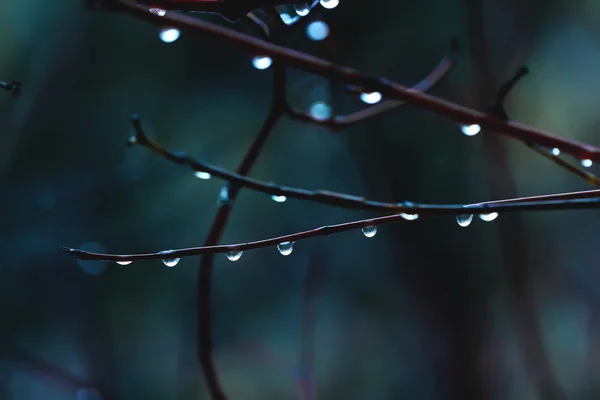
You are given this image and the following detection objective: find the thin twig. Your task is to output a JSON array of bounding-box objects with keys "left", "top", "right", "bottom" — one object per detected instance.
[
  {"left": 102, "top": 0, "right": 600, "bottom": 161},
  {"left": 62, "top": 190, "right": 600, "bottom": 263},
  {"left": 285, "top": 47, "right": 457, "bottom": 131},
  {"left": 529, "top": 144, "right": 600, "bottom": 186}
]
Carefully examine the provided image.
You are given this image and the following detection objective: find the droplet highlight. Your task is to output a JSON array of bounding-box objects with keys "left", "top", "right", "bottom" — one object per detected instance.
[
  {"left": 581, "top": 159, "right": 593, "bottom": 168},
  {"left": 456, "top": 214, "right": 474, "bottom": 227},
  {"left": 116, "top": 260, "right": 132, "bottom": 265},
  {"left": 400, "top": 213, "right": 419, "bottom": 221},
  {"left": 461, "top": 124, "right": 481, "bottom": 136},
  {"left": 159, "top": 250, "right": 180, "bottom": 267},
  {"left": 552, "top": 148, "right": 560, "bottom": 156},
  {"left": 226, "top": 250, "right": 243, "bottom": 262},
  {"left": 271, "top": 195, "right": 287, "bottom": 203},
  {"left": 320, "top": 0, "right": 339, "bottom": 9},
  {"left": 277, "top": 241, "right": 294, "bottom": 256},
  {"left": 361, "top": 225, "right": 377, "bottom": 238},
  {"left": 194, "top": 171, "right": 211, "bottom": 180},
  {"left": 294, "top": 2, "right": 311, "bottom": 16},
  {"left": 360, "top": 92, "right": 382, "bottom": 104},
  {"left": 479, "top": 212, "right": 499, "bottom": 222},
  {"left": 159, "top": 27, "right": 180, "bottom": 43}
]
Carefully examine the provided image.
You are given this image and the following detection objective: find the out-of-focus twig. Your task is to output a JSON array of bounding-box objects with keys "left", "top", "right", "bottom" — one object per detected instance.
[{"left": 0, "top": 80, "right": 21, "bottom": 95}]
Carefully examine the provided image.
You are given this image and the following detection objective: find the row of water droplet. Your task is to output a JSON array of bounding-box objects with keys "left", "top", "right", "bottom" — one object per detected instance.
[{"left": 112, "top": 213, "right": 498, "bottom": 266}]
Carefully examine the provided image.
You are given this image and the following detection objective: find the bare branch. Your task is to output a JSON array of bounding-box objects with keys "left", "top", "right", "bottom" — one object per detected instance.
[
  {"left": 100, "top": 0, "right": 600, "bottom": 161},
  {"left": 62, "top": 190, "right": 600, "bottom": 263},
  {"left": 286, "top": 45, "right": 458, "bottom": 130}
]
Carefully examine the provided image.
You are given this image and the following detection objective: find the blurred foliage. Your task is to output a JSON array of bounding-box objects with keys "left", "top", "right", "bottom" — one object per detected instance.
[{"left": 2, "top": 0, "right": 600, "bottom": 399}]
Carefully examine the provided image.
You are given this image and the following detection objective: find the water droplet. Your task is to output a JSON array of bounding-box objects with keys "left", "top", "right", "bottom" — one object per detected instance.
[
  {"left": 460, "top": 124, "right": 480, "bottom": 136},
  {"left": 479, "top": 212, "right": 499, "bottom": 222},
  {"left": 552, "top": 148, "right": 560, "bottom": 156},
  {"left": 360, "top": 92, "right": 382, "bottom": 104},
  {"left": 456, "top": 214, "right": 473, "bottom": 227},
  {"left": 320, "top": 0, "right": 339, "bottom": 9},
  {"left": 581, "top": 159, "right": 593, "bottom": 168},
  {"left": 159, "top": 250, "right": 180, "bottom": 267},
  {"left": 294, "top": 3, "right": 311, "bottom": 16},
  {"left": 306, "top": 21, "right": 329, "bottom": 41},
  {"left": 194, "top": 171, "right": 211, "bottom": 180},
  {"left": 218, "top": 185, "right": 230, "bottom": 206},
  {"left": 252, "top": 56, "right": 272, "bottom": 70},
  {"left": 271, "top": 195, "right": 287, "bottom": 203},
  {"left": 159, "top": 27, "right": 180, "bottom": 43},
  {"left": 226, "top": 250, "right": 243, "bottom": 261},
  {"left": 116, "top": 260, "right": 132, "bottom": 265},
  {"left": 309, "top": 101, "right": 332, "bottom": 121},
  {"left": 400, "top": 213, "right": 419, "bottom": 221},
  {"left": 149, "top": 7, "right": 166, "bottom": 16},
  {"left": 277, "top": 241, "right": 294, "bottom": 256},
  {"left": 280, "top": 13, "right": 299, "bottom": 25},
  {"left": 361, "top": 225, "right": 377, "bottom": 238}
]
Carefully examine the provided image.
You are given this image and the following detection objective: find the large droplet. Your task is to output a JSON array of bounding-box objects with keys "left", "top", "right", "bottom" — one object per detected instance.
[
  {"left": 552, "top": 148, "right": 560, "bottom": 156},
  {"left": 159, "top": 250, "right": 180, "bottom": 267},
  {"left": 479, "top": 212, "right": 499, "bottom": 222},
  {"left": 320, "top": 0, "right": 339, "bottom": 9},
  {"left": 116, "top": 260, "right": 132, "bottom": 265},
  {"left": 226, "top": 250, "right": 243, "bottom": 262},
  {"left": 361, "top": 225, "right": 377, "bottom": 238},
  {"left": 159, "top": 27, "right": 180, "bottom": 43},
  {"left": 194, "top": 171, "right": 211, "bottom": 180},
  {"left": 400, "top": 213, "right": 419, "bottom": 221},
  {"left": 271, "top": 195, "right": 287, "bottom": 203},
  {"left": 581, "top": 159, "right": 593, "bottom": 168},
  {"left": 294, "top": 2, "right": 311, "bottom": 16},
  {"left": 460, "top": 124, "right": 480, "bottom": 136},
  {"left": 456, "top": 214, "right": 474, "bottom": 227},
  {"left": 306, "top": 21, "right": 329, "bottom": 41},
  {"left": 277, "top": 241, "right": 294, "bottom": 256}
]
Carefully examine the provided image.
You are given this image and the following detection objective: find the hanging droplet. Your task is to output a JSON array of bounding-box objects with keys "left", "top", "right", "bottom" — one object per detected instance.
[
  {"left": 226, "top": 250, "right": 243, "bottom": 261},
  {"left": 306, "top": 21, "right": 329, "bottom": 41},
  {"left": 159, "top": 250, "right": 180, "bottom": 267},
  {"left": 361, "top": 225, "right": 377, "bottom": 238},
  {"left": 581, "top": 159, "right": 593, "bottom": 168},
  {"left": 460, "top": 124, "right": 481, "bottom": 136},
  {"left": 271, "top": 195, "right": 287, "bottom": 203},
  {"left": 277, "top": 241, "right": 294, "bottom": 256},
  {"left": 479, "top": 212, "right": 499, "bottom": 222},
  {"left": 194, "top": 171, "right": 211, "bottom": 180},
  {"left": 551, "top": 148, "right": 560, "bottom": 156},
  {"left": 359, "top": 92, "right": 382, "bottom": 104},
  {"left": 159, "top": 27, "right": 180, "bottom": 43},
  {"left": 309, "top": 101, "right": 332, "bottom": 121},
  {"left": 294, "top": 2, "right": 311, "bottom": 16},
  {"left": 252, "top": 56, "right": 272, "bottom": 70},
  {"left": 149, "top": 7, "right": 166, "bottom": 16},
  {"left": 320, "top": 0, "right": 340, "bottom": 9},
  {"left": 280, "top": 13, "right": 299, "bottom": 25},
  {"left": 456, "top": 214, "right": 474, "bottom": 227},
  {"left": 400, "top": 213, "right": 419, "bottom": 221},
  {"left": 116, "top": 260, "right": 132, "bottom": 265}
]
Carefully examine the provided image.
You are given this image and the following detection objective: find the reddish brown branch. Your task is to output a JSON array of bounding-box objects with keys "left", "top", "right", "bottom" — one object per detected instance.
[
  {"left": 102, "top": 0, "right": 600, "bottom": 161},
  {"left": 195, "top": 11, "right": 287, "bottom": 400},
  {"left": 63, "top": 189, "right": 600, "bottom": 263},
  {"left": 285, "top": 49, "right": 457, "bottom": 131}
]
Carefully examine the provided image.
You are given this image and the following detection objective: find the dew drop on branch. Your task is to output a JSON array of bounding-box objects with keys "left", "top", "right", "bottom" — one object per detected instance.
[
  {"left": 479, "top": 212, "right": 499, "bottom": 222},
  {"left": 361, "top": 225, "right": 377, "bottom": 238},
  {"left": 149, "top": 7, "right": 166, "bottom": 16},
  {"left": 460, "top": 124, "right": 480, "bottom": 136},
  {"left": 294, "top": 3, "right": 311, "bottom": 16},
  {"left": 309, "top": 101, "right": 332, "bottom": 121},
  {"left": 306, "top": 21, "right": 329, "bottom": 41},
  {"left": 159, "top": 28, "right": 180, "bottom": 43},
  {"left": 271, "top": 195, "right": 287, "bottom": 203},
  {"left": 581, "top": 159, "right": 593, "bottom": 168},
  {"left": 116, "top": 260, "right": 132, "bottom": 265},
  {"left": 226, "top": 250, "right": 243, "bottom": 262},
  {"left": 218, "top": 185, "right": 230, "bottom": 206},
  {"left": 320, "top": 0, "right": 339, "bottom": 9},
  {"left": 552, "top": 148, "right": 560, "bottom": 156},
  {"left": 252, "top": 56, "right": 272, "bottom": 70},
  {"left": 400, "top": 213, "right": 419, "bottom": 221},
  {"left": 277, "top": 241, "right": 294, "bottom": 256},
  {"left": 159, "top": 250, "right": 180, "bottom": 267},
  {"left": 194, "top": 171, "right": 211, "bottom": 180},
  {"left": 456, "top": 214, "right": 474, "bottom": 227},
  {"left": 360, "top": 92, "right": 382, "bottom": 104}
]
